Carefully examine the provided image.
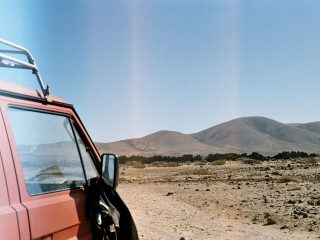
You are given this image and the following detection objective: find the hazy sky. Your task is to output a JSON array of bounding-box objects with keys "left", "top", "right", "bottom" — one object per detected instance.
[{"left": 1, "top": 1, "right": 320, "bottom": 142}]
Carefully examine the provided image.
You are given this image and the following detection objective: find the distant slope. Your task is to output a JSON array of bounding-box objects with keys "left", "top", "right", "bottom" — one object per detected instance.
[
  {"left": 96, "top": 117, "right": 320, "bottom": 156},
  {"left": 96, "top": 131, "right": 230, "bottom": 157},
  {"left": 191, "top": 117, "right": 320, "bottom": 154},
  {"left": 296, "top": 122, "right": 320, "bottom": 134}
]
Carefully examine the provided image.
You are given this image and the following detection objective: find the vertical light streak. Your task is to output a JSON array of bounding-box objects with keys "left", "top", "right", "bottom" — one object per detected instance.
[
  {"left": 222, "top": 0, "right": 241, "bottom": 119},
  {"left": 130, "top": 1, "right": 146, "bottom": 139}
]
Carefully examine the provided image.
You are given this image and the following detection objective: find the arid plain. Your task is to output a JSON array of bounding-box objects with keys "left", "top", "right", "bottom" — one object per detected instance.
[{"left": 117, "top": 158, "right": 320, "bottom": 240}]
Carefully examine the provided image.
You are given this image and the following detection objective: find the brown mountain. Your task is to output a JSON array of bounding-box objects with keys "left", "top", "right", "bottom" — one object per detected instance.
[
  {"left": 96, "top": 131, "right": 233, "bottom": 157},
  {"left": 96, "top": 117, "right": 320, "bottom": 156}
]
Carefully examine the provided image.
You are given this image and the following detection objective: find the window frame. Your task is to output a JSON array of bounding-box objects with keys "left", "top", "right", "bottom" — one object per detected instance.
[{"left": 7, "top": 105, "right": 99, "bottom": 196}]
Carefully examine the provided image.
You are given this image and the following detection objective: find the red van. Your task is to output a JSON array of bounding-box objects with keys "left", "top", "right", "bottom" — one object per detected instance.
[{"left": 0, "top": 39, "right": 138, "bottom": 240}]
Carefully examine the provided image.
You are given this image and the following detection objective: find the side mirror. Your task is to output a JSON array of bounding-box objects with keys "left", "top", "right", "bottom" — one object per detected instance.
[{"left": 101, "top": 154, "right": 119, "bottom": 189}]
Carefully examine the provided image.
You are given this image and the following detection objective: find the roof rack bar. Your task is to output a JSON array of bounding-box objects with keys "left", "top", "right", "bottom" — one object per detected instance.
[
  {"left": 0, "top": 38, "right": 50, "bottom": 99},
  {"left": 0, "top": 38, "right": 34, "bottom": 63},
  {"left": 0, "top": 53, "right": 37, "bottom": 70}
]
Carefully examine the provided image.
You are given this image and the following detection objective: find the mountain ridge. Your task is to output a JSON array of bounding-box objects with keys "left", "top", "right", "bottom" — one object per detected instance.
[{"left": 96, "top": 116, "right": 320, "bottom": 156}]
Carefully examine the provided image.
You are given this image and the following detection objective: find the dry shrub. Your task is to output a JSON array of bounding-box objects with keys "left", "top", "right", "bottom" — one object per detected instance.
[
  {"left": 182, "top": 168, "right": 211, "bottom": 175},
  {"left": 150, "top": 161, "right": 180, "bottom": 167},
  {"left": 193, "top": 168, "right": 211, "bottom": 175},
  {"left": 310, "top": 194, "right": 320, "bottom": 199},
  {"left": 277, "top": 176, "right": 297, "bottom": 183},
  {"left": 125, "top": 160, "right": 146, "bottom": 168},
  {"left": 248, "top": 172, "right": 263, "bottom": 177},
  {"left": 149, "top": 161, "right": 164, "bottom": 167},
  {"left": 242, "top": 158, "right": 262, "bottom": 165},
  {"left": 193, "top": 160, "right": 207, "bottom": 166},
  {"left": 296, "top": 158, "right": 320, "bottom": 164},
  {"left": 208, "top": 160, "right": 226, "bottom": 166},
  {"left": 288, "top": 186, "right": 302, "bottom": 191},
  {"left": 119, "top": 177, "right": 128, "bottom": 183}
]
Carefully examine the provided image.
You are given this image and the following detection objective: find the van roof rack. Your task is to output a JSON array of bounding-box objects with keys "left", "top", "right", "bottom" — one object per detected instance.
[{"left": 0, "top": 38, "right": 50, "bottom": 99}]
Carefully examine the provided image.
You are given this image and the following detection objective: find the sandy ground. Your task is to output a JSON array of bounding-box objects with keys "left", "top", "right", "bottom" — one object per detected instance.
[{"left": 117, "top": 160, "right": 320, "bottom": 240}]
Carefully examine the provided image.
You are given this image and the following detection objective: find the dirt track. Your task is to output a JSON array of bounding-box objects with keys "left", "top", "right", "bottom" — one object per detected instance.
[{"left": 117, "top": 160, "right": 320, "bottom": 240}]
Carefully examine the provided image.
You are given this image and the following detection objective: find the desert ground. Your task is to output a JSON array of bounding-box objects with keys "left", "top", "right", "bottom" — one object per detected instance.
[{"left": 117, "top": 158, "right": 320, "bottom": 240}]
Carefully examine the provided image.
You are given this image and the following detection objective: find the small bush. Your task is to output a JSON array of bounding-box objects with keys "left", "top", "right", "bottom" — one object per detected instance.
[
  {"left": 248, "top": 152, "right": 267, "bottom": 160},
  {"left": 124, "top": 160, "right": 146, "bottom": 168},
  {"left": 242, "top": 158, "right": 262, "bottom": 165},
  {"left": 273, "top": 151, "right": 318, "bottom": 160},
  {"left": 206, "top": 153, "right": 241, "bottom": 161},
  {"left": 193, "top": 160, "right": 207, "bottom": 166},
  {"left": 193, "top": 168, "right": 211, "bottom": 175},
  {"left": 277, "top": 176, "right": 297, "bottom": 183},
  {"left": 150, "top": 161, "right": 180, "bottom": 167},
  {"left": 208, "top": 160, "right": 226, "bottom": 165},
  {"left": 181, "top": 167, "right": 211, "bottom": 175},
  {"left": 288, "top": 187, "right": 302, "bottom": 191},
  {"left": 191, "top": 168, "right": 211, "bottom": 175},
  {"left": 296, "top": 158, "right": 320, "bottom": 164}
]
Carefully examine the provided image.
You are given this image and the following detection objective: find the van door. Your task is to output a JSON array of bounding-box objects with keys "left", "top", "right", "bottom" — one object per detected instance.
[
  {"left": 0, "top": 154, "right": 20, "bottom": 239},
  {"left": 5, "top": 106, "right": 99, "bottom": 240}
]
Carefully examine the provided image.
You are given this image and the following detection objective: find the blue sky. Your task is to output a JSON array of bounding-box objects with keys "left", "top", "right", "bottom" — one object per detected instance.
[{"left": 1, "top": 0, "right": 320, "bottom": 142}]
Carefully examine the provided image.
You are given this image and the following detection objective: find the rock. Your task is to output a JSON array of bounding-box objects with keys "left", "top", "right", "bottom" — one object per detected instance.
[
  {"left": 252, "top": 215, "right": 259, "bottom": 222},
  {"left": 180, "top": 237, "right": 187, "bottom": 240},
  {"left": 271, "top": 171, "right": 281, "bottom": 176},
  {"left": 280, "top": 225, "right": 289, "bottom": 229},
  {"left": 265, "top": 217, "right": 277, "bottom": 225},
  {"left": 165, "top": 192, "right": 174, "bottom": 196},
  {"left": 264, "top": 213, "right": 271, "bottom": 218},
  {"left": 287, "top": 199, "right": 296, "bottom": 204},
  {"left": 308, "top": 200, "right": 314, "bottom": 206}
]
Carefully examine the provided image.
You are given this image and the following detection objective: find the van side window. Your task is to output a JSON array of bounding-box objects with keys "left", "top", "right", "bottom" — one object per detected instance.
[{"left": 8, "top": 107, "right": 98, "bottom": 195}]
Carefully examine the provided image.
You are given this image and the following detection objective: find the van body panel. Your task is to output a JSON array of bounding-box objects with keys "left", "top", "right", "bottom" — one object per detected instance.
[
  {"left": 0, "top": 206, "right": 20, "bottom": 239},
  {"left": 11, "top": 203, "right": 30, "bottom": 240},
  {"left": 52, "top": 223, "right": 92, "bottom": 240},
  {"left": 0, "top": 141, "right": 20, "bottom": 240},
  {"left": 0, "top": 102, "right": 21, "bottom": 203},
  {"left": 23, "top": 189, "right": 90, "bottom": 239},
  {"left": 0, "top": 104, "right": 30, "bottom": 239}
]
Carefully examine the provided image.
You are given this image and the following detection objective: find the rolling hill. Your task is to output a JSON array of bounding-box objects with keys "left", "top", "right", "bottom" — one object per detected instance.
[{"left": 95, "top": 116, "right": 320, "bottom": 156}]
